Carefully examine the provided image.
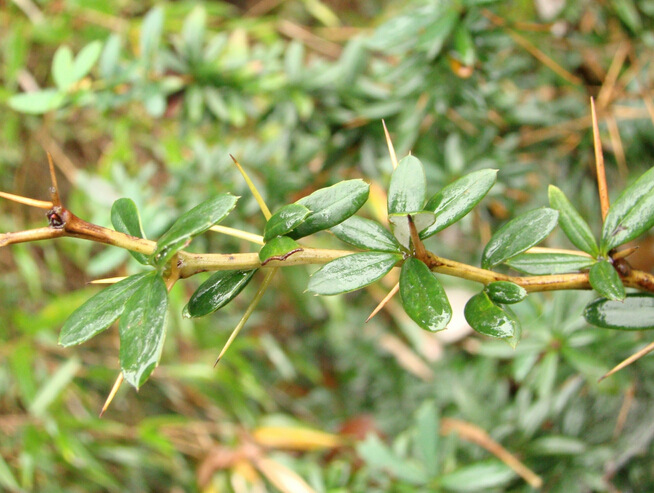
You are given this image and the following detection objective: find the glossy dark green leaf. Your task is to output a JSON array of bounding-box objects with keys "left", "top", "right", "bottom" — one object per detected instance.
[
  {"left": 588, "top": 260, "right": 625, "bottom": 301},
  {"left": 184, "top": 269, "right": 256, "bottom": 318},
  {"left": 548, "top": 185, "right": 598, "bottom": 255},
  {"left": 263, "top": 204, "right": 311, "bottom": 242},
  {"left": 485, "top": 281, "right": 527, "bottom": 304},
  {"left": 400, "top": 257, "right": 452, "bottom": 332},
  {"left": 584, "top": 293, "right": 654, "bottom": 330},
  {"left": 505, "top": 253, "right": 596, "bottom": 275},
  {"left": 481, "top": 207, "right": 559, "bottom": 269},
  {"left": 389, "top": 212, "right": 435, "bottom": 249},
  {"left": 111, "top": 198, "right": 149, "bottom": 265},
  {"left": 464, "top": 291, "right": 519, "bottom": 340},
  {"left": 421, "top": 169, "right": 497, "bottom": 239},
  {"left": 153, "top": 194, "right": 238, "bottom": 266},
  {"left": 259, "top": 236, "right": 303, "bottom": 265},
  {"left": 8, "top": 89, "right": 66, "bottom": 114},
  {"left": 308, "top": 252, "right": 401, "bottom": 295},
  {"left": 331, "top": 216, "right": 401, "bottom": 252},
  {"left": 601, "top": 167, "right": 654, "bottom": 253},
  {"left": 439, "top": 460, "right": 515, "bottom": 491},
  {"left": 388, "top": 155, "right": 426, "bottom": 214},
  {"left": 290, "top": 179, "right": 369, "bottom": 238},
  {"left": 59, "top": 273, "right": 151, "bottom": 347},
  {"left": 119, "top": 274, "right": 168, "bottom": 389}
]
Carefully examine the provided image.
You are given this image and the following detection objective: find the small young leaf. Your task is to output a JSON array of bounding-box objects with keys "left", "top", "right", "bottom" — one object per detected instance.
[
  {"left": 453, "top": 24, "right": 476, "bottom": 67},
  {"left": 140, "top": 6, "right": 164, "bottom": 62},
  {"left": 291, "top": 179, "right": 370, "bottom": 239},
  {"left": 548, "top": 185, "right": 598, "bottom": 255},
  {"left": 505, "top": 253, "right": 596, "bottom": 275},
  {"left": 331, "top": 216, "right": 401, "bottom": 252},
  {"left": 119, "top": 274, "right": 168, "bottom": 389},
  {"left": 485, "top": 281, "right": 527, "bottom": 305},
  {"left": 59, "top": 273, "right": 151, "bottom": 347},
  {"left": 388, "top": 155, "right": 426, "bottom": 214},
  {"left": 264, "top": 204, "right": 311, "bottom": 242},
  {"left": 71, "top": 40, "right": 103, "bottom": 83},
  {"left": 259, "top": 236, "right": 303, "bottom": 265},
  {"left": 52, "top": 45, "right": 75, "bottom": 91},
  {"left": 601, "top": 167, "right": 654, "bottom": 253},
  {"left": 482, "top": 207, "right": 559, "bottom": 269},
  {"left": 400, "top": 257, "right": 452, "bottom": 332},
  {"left": 111, "top": 198, "right": 149, "bottom": 265},
  {"left": 8, "top": 89, "right": 66, "bottom": 114},
  {"left": 308, "top": 252, "right": 401, "bottom": 296},
  {"left": 584, "top": 293, "right": 654, "bottom": 330},
  {"left": 184, "top": 270, "right": 256, "bottom": 318},
  {"left": 589, "top": 260, "right": 625, "bottom": 301},
  {"left": 464, "top": 291, "right": 519, "bottom": 340},
  {"left": 389, "top": 212, "right": 435, "bottom": 249},
  {"left": 421, "top": 169, "right": 497, "bottom": 239},
  {"left": 153, "top": 194, "right": 238, "bottom": 266}
]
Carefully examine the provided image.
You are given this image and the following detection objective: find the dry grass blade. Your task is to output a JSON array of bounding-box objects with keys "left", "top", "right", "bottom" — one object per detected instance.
[
  {"left": 606, "top": 115, "right": 628, "bottom": 178},
  {"left": 210, "top": 225, "right": 265, "bottom": 245},
  {"left": 382, "top": 120, "right": 398, "bottom": 170},
  {"left": 100, "top": 373, "right": 124, "bottom": 417},
  {"left": 596, "top": 42, "right": 629, "bottom": 110},
  {"left": 47, "top": 153, "right": 61, "bottom": 207},
  {"left": 599, "top": 340, "right": 654, "bottom": 382},
  {"left": 230, "top": 154, "right": 272, "bottom": 220},
  {"left": 88, "top": 276, "right": 127, "bottom": 284},
  {"left": 590, "top": 97, "right": 610, "bottom": 220},
  {"left": 0, "top": 191, "right": 53, "bottom": 210}
]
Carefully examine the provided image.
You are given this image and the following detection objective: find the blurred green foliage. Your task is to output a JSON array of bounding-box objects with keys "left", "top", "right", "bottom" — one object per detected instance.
[{"left": 2, "top": 0, "right": 654, "bottom": 491}]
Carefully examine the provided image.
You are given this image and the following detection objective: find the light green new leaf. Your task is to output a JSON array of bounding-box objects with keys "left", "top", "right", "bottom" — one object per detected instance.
[
  {"left": 439, "top": 460, "right": 516, "bottom": 492},
  {"left": 308, "top": 252, "right": 401, "bottom": 295},
  {"left": 153, "top": 194, "right": 238, "bottom": 266},
  {"left": 259, "top": 236, "right": 303, "bottom": 265},
  {"left": 100, "top": 34, "right": 122, "bottom": 78},
  {"left": 601, "top": 167, "right": 654, "bottom": 253},
  {"left": 52, "top": 45, "right": 75, "bottom": 91},
  {"left": 400, "top": 257, "right": 451, "bottom": 332},
  {"left": 71, "top": 40, "right": 103, "bottom": 83},
  {"left": 505, "top": 252, "right": 596, "bottom": 275},
  {"left": 485, "top": 281, "right": 527, "bottom": 305},
  {"left": 389, "top": 212, "right": 435, "bottom": 249},
  {"left": 140, "top": 6, "right": 164, "bottom": 62},
  {"left": 422, "top": 169, "right": 497, "bottom": 239},
  {"left": 291, "top": 179, "right": 369, "bottom": 238},
  {"left": 184, "top": 270, "right": 257, "bottom": 318},
  {"left": 331, "top": 216, "right": 401, "bottom": 252},
  {"left": 182, "top": 5, "right": 206, "bottom": 63},
  {"left": 59, "top": 273, "right": 151, "bottom": 347},
  {"left": 584, "top": 293, "right": 654, "bottom": 330},
  {"left": 120, "top": 274, "right": 168, "bottom": 389},
  {"left": 453, "top": 24, "right": 476, "bottom": 67},
  {"left": 8, "top": 89, "right": 66, "bottom": 114},
  {"left": 464, "top": 291, "right": 519, "bottom": 340},
  {"left": 111, "top": 198, "right": 149, "bottom": 265},
  {"left": 548, "top": 185, "right": 598, "bottom": 255},
  {"left": 388, "top": 155, "right": 426, "bottom": 214},
  {"left": 589, "top": 260, "right": 625, "bottom": 301},
  {"left": 264, "top": 204, "right": 311, "bottom": 242},
  {"left": 482, "top": 207, "right": 559, "bottom": 269}
]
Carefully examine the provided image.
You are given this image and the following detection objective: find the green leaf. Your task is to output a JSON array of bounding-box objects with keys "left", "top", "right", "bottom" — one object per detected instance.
[
  {"left": 140, "top": 6, "right": 164, "bottom": 62},
  {"left": 389, "top": 212, "right": 435, "bottom": 249},
  {"left": 584, "top": 293, "right": 654, "bottom": 330},
  {"left": 71, "top": 40, "right": 103, "bottom": 83},
  {"left": 100, "top": 34, "right": 122, "bottom": 78},
  {"left": 111, "top": 198, "right": 149, "bottom": 265},
  {"left": 331, "top": 216, "right": 401, "bottom": 252},
  {"left": 52, "top": 45, "right": 75, "bottom": 91},
  {"left": 548, "top": 185, "right": 598, "bottom": 255},
  {"left": 485, "top": 281, "right": 527, "bottom": 304},
  {"left": 601, "top": 167, "right": 654, "bottom": 253},
  {"left": 264, "top": 204, "right": 311, "bottom": 242},
  {"left": 388, "top": 155, "right": 426, "bottom": 214},
  {"left": 417, "top": 8, "right": 458, "bottom": 58},
  {"left": 182, "top": 5, "right": 206, "bottom": 63},
  {"left": 415, "top": 401, "right": 439, "bottom": 476},
  {"left": 184, "top": 270, "right": 257, "bottom": 318},
  {"left": 291, "top": 179, "right": 369, "bottom": 239},
  {"left": 308, "top": 252, "right": 401, "bottom": 296},
  {"left": 464, "top": 291, "right": 520, "bottom": 340},
  {"left": 59, "top": 273, "right": 151, "bottom": 347},
  {"left": 400, "top": 257, "right": 452, "bottom": 332},
  {"left": 439, "top": 460, "right": 515, "bottom": 492},
  {"left": 119, "top": 274, "right": 168, "bottom": 389},
  {"left": 8, "top": 89, "right": 66, "bottom": 114},
  {"left": 357, "top": 434, "right": 428, "bottom": 485},
  {"left": 452, "top": 24, "right": 476, "bottom": 67},
  {"left": 482, "top": 207, "right": 559, "bottom": 269},
  {"left": 589, "top": 260, "right": 625, "bottom": 301},
  {"left": 153, "top": 194, "right": 238, "bottom": 266},
  {"left": 422, "top": 169, "right": 497, "bottom": 239},
  {"left": 505, "top": 252, "right": 596, "bottom": 275},
  {"left": 259, "top": 236, "right": 303, "bottom": 265}
]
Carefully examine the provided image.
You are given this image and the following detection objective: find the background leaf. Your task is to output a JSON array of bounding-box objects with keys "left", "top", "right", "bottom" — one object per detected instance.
[
  {"left": 400, "top": 257, "right": 452, "bottom": 332},
  {"left": 52, "top": 45, "right": 75, "bottom": 91},
  {"left": 8, "top": 89, "right": 66, "bottom": 114},
  {"left": 71, "top": 40, "right": 103, "bottom": 82},
  {"left": 387, "top": 155, "right": 426, "bottom": 214}
]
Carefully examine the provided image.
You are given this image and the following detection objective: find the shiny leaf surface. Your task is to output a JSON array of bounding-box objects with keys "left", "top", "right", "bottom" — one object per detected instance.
[
  {"left": 505, "top": 253, "right": 596, "bottom": 275},
  {"left": 59, "top": 273, "right": 151, "bottom": 347},
  {"left": 263, "top": 204, "right": 311, "bottom": 242},
  {"left": 588, "top": 260, "right": 625, "bottom": 301},
  {"left": 485, "top": 281, "right": 527, "bottom": 304},
  {"left": 184, "top": 269, "right": 256, "bottom": 318},
  {"left": 308, "top": 252, "right": 401, "bottom": 295},
  {"left": 399, "top": 257, "right": 451, "bottom": 332},
  {"left": 111, "top": 198, "right": 149, "bottom": 265},
  {"left": 548, "top": 185, "right": 598, "bottom": 255},
  {"left": 421, "top": 169, "right": 497, "bottom": 239},
  {"left": 331, "top": 216, "right": 401, "bottom": 252},
  {"left": 387, "top": 155, "right": 426, "bottom": 214},
  {"left": 259, "top": 236, "right": 303, "bottom": 265},
  {"left": 291, "top": 179, "right": 369, "bottom": 238},
  {"left": 119, "top": 274, "right": 168, "bottom": 389},
  {"left": 464, "top": 291, "right": 519, "bottom": 340},
  {"left": 482, "top": 207, "right": 559, "bottom": 269},
  {"left": 584, "top": 293, "right": 654, "bottom": 330}
]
